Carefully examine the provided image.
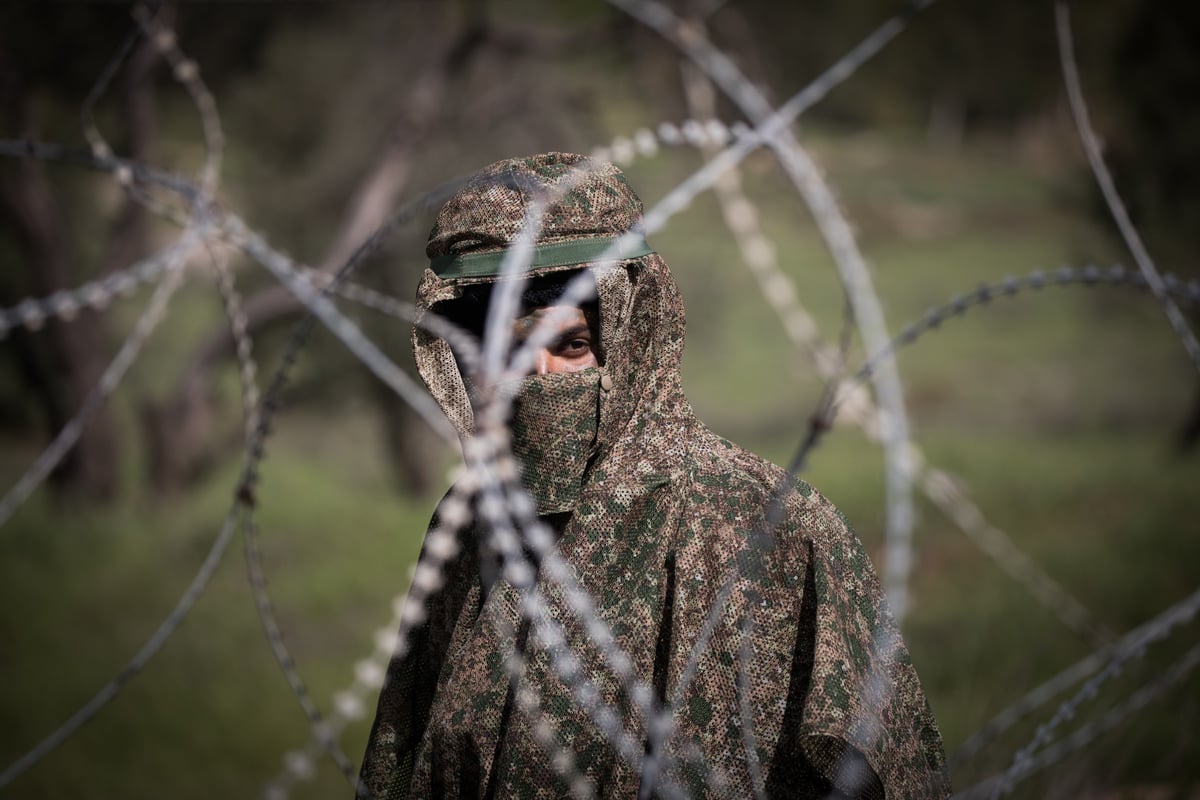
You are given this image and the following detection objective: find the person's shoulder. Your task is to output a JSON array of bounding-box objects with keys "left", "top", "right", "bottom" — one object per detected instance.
[
  {"left": 683, "top": 429, "right": 854, "bottom": 541},
  {"left": 685, "top": 430, "right": 839, "bottom": 507}
]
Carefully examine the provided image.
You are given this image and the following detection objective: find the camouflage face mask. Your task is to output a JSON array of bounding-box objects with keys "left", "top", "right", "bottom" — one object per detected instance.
[{"left": 507, "top": 367, "right": 601, "bottom": 515}]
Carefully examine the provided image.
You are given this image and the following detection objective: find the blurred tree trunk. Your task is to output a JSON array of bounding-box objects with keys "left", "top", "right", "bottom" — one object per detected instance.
[
  {"left": 0, "top": 22, "right": 160, "bottom": 501},
  {"left": 142, "top": 14, "right": 488, "bottom": 493},
  {"left": 927, "top": 92, "right": 966, "bottom": 150},
  {"left": 139, "top": 125, "right": 432, "bottom": 488},
  {"left": 102, "top": 16, "right": 158, "bottom": 274},
  {"left": 0, "top": 56, "right": 119, "bottom": 500},
  {"left": 1178, "top": 384, "right": 1200, "bottom": 455},
  {"left": 367, "top": 337, "right": 443, "bottom": 497}
]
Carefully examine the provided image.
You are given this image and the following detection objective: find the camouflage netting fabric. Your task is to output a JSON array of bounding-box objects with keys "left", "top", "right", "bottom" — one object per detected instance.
[{"left": 361, "top": 153, "right": 949, "bottom": 799}]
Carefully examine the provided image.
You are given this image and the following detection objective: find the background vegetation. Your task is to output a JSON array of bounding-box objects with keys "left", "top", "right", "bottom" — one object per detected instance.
[{"left": 1, "top": 1, "right": 1197, "bottom": 798}]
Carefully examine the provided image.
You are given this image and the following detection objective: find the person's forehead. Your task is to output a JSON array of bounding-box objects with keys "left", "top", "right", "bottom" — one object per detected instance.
[
  {"left": 512, "top": 305, "right": 589, "bottom": 336},
  {"left": 516, "top": 304, "right": 587, "bottom": 319}
]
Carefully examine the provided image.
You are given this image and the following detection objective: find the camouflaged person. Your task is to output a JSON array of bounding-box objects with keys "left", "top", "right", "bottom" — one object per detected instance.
[{"left": 360, "top": 153, "right": 950, "bottom": 799}]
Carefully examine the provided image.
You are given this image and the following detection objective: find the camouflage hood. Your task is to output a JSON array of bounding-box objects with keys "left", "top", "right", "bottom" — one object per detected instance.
[
  {"left": 409, "top": 152, "right": 680, "bottom": 455},
  {"left": 363, "top": 154, "right": 948, "bottom": 799}
]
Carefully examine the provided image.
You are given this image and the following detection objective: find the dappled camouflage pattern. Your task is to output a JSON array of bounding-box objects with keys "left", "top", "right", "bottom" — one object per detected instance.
[
  {"left": 427, "top": 153, "right": 642, "bottom": 261},
  {"left": 362, "top": 154, "right": 949, "bottom": 798},
  {"left": 507, "top": 369, "right": 602, "bottom": 515}
]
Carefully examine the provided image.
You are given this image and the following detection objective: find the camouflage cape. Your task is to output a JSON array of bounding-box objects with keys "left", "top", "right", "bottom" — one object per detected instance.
[{"left": 361, "top": 154, "right": 949, "bottom": 798}]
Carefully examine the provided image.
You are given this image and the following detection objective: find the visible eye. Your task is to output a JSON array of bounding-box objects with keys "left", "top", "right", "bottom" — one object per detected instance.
[{"left": 557, "top": 336, "right": 592, "bottom": 358}]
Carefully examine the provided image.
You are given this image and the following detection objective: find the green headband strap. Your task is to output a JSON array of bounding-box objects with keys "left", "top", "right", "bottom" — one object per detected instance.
[{"left": 430, "top": 234, "right": 654, "bottom": 279}]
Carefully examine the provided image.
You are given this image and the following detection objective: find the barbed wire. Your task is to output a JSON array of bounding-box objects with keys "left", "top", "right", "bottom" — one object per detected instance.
[
  {"left": 952, "top": 584, "right": 1200, "bottom": 769},
  {"left": 1055, "top": 1, "right": 1200, "bottom": 375},
  {"left": 79, "top": 3, "right": 148, "bottom": 154},
  {"left": 258, "top": 232, "right": 1200, "bottom": 800},
  {"left": 736, "top": 611, "right": 768, "bottom": 800},
  {"left": 132, "top": 4, "right": 223, "bottom": 200},
  {"left": 0, "top": 485, "right": 243, "bottom": 789},
  {"left": 261, "top": 590, "right": 402, "bottom": 799},
  {"left": 215, "top": 215, "right": 365, "bottom": 791},
  {"left": 988, "top": 585, "right": 1200, "bottom": 797},
  {"left": 243, "top": 513, "right": 363, "bottom": 789},
  {"left": 852, "top": 265, "right": 1200, "bottom": 391},
  {"left": 0, "top": 122, "right": 468, "bottom": 792},
  {"left": 1, "top": 2, "right": 1196, "bottom": 798},
  {"left": 611, "top": 0, "right": 922, "bottom": 633},
  {"left": 2, "top": 113, "right": 1190, "bottom": 800},
  {"left": 1, "top": 113, "right": 1189, "bottom": 800},
  {"left": 0, "top": 138, "right": 200, "bottom": 202},
  {"left": 224, "top": 217, "right": 459, "bottom": 444},
  {"left": 228, "top": 161, "right": 653, "bottom": 799},
  {"left": 79, "top": 2, "right": 199, "bottom": 226},
  {"left": 667, "top": 66, "right": 1116, "bottom": 650},
  {"left": 0, "top": 2, "right": 240, "bottom": 780},
  {"left": 769, "top": 261, "right": 1200, "bottom": 656},
  {"left": 466, "top": 439, "right": 670, "bottom": 792},
  {"left": 206, "top": 232, "right": 368, "bottom": 794},
  {"left": 0, "top": 243, "right": 184, "bottom": 339},
  {"left": 0, "top": 0, "right": 228, "bottom": 528},
  {"left": 207, "top": 238, "right": 261, "bottom": 442},
  {"left": 255, "top": 116, "right": 894, "bottom": 795},
  {"left": 4, "top": 222, "right": 1191, "bottom": 352},
  {"left": 945, "top": 586, "right": 1200, "bottom": 799},
  {"left": 0, "top": 152, "right": 499, "bottom": 796},
  {"left": 424, "top": 13, "right": 954, "bottom": 786},
  {"left": 428, "top": 23, "right": 927, "bottom": 777},
  {"left": 477, "top": 453, "right": 658, "bottom": 798},
  {"left": 0, "top": 231, "right": 198, "bottom": 530},
  {"left": 965, "top": 641, "right": 1200, "bottom": 799},
  {"left": 603, "top": 6, "right": 1176, "bottom": 798}
]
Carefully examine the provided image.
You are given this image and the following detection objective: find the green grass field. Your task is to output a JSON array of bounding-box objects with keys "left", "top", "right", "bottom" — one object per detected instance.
[{"left": 2, "top": 126, "right": 1198, "bottom": 798}]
